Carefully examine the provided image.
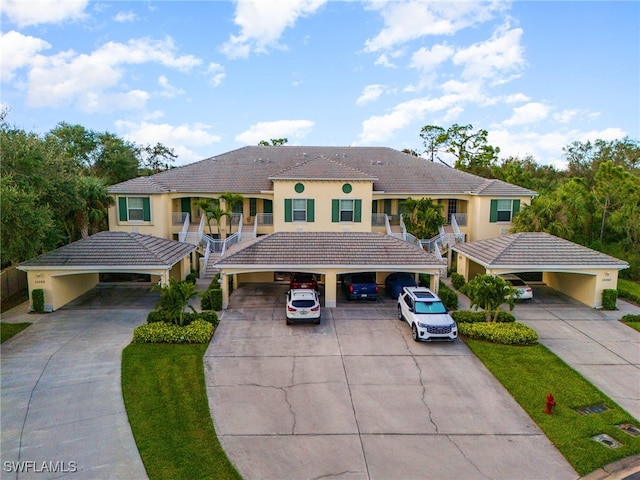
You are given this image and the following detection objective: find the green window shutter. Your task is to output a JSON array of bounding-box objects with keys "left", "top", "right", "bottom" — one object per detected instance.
[
  {"left": 250, "top": 198, "right": 257, "bottom": 216},
  {"left": 354, "top": 199, "right": 362, "bottom": 222},
  {"left": 263, "top": 199, "right": 273, "bottom": 214},
  {"left": 489, "top": 199, "right": 498, "bottom": 223},
  {"left": 118, "top": 197, "right": 128, "bottom": 221},
  {"left": 371, "top": 200, "right": 378, "bottom": 214},
  {"left": 332, "top": 199, "right": 339, "bottom": 222},
  {"left": 512, "top": 199, "right": 521, "bottom": 216},
  {"left": 142, "top": 197, "right": 151, "bottom": 221},
  {"left": 284, "top": 199, "right": 292, "bottom": 222},
  {"left": 307, "top": 199, "right": 315, "bottom": 222}
]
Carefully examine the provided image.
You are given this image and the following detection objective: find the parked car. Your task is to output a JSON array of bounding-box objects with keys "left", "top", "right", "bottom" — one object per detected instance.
[
  {"left": 290, "top": 273, "right": 318, "bottom": 290},
  {"left": 385, "top": 272, "right": 418, "bottom": 298},
  {"left": 342, "top": 273, "right": 378, "bottom": 301},
  {"left": 499, "top": 274, "right": 533, "bottom": 300},
  {"left": 286, "top": 289, "right": 321, "bottom": 325},
  {"left": 397, "top": 286, "right": 457, "bottom": 342}
]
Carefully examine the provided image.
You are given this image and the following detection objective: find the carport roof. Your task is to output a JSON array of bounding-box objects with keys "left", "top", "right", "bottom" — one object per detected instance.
[
  {"left": 19, "top": 232, "right": 196, "bottom": 269},
  {"left": 452, "top": 232, "right": 629, "bottom": 270},
  {"left": 214, "top": 232, "right": 446, "bottom": 269}
]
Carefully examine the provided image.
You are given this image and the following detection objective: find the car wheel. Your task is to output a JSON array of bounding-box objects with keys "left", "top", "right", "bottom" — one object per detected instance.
[
  {"left": 397, "top": 305, "right": 403, "bottom": 321},
  {"left": 313, "top": 318, "right": 321, "bottom": 325},
  {"left": 286, "top": 317, "right": 293, "bottom": 325},
  {"left": 412, "top": 324, "right": 420, "bottom": 342}
]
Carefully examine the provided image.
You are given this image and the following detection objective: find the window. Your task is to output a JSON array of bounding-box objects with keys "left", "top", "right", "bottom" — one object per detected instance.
[
  {"left": 293, "top": 198, "right": 307, "bottom": 221},
  {"left": 263, "top": 199, "right": 273, "bottom": 214},
  {"left": 332, "top": 199, "right": 362, "bottom": 223},
  {"left": 340, "top": 199, "right": 354, "bottom": 222},
  {"left": 118, "top": 197, "right": 151, "bottom": 222},
  {"left": 250, "top": 198, "right": 257, "bottom": 217},
  {"left": 489, "top": 199, "right": 520, "bottom": 223},
  {"left": 284, "top": 199, "right": 314, "bottom": 222}
]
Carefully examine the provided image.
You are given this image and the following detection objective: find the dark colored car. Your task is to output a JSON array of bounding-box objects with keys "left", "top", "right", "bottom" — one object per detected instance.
[
  {"left": 385, "top": 272, "right": 418, "bottom": 299},
  {"left": 342, "top": 273, "right": 378, "bottom": 301},
  {"left": 290, "top": 273, "right": 318, "bottom": 290}
]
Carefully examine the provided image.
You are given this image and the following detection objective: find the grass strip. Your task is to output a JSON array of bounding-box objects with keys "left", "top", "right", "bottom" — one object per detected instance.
[
  {"left": 1, "top": 322, "right": 31, "bottom": 343},
  {"left": 122, "top": 343, "right": 241, "bottom": 480},
  {"left": 464, "top": 339, "right": 640, "bottom": 476},
  {"left": 621, "top": 319, "right": 640, "bottom": 333}
]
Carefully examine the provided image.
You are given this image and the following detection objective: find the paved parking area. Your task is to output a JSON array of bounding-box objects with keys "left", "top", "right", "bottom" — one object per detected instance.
[{"left": 205, "top": 284, "right": 576, "bottom": 480}]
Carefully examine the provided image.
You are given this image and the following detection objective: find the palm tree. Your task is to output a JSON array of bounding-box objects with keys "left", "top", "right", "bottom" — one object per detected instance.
[
  {"left": 72, "top": 176, "right": 114, "bottom": 239},
  {"left": 219, "top": 192, "right": 244, "bottom": 234},
  {"left": 153, "top": 278, "right": 199, "bottom": 327}
]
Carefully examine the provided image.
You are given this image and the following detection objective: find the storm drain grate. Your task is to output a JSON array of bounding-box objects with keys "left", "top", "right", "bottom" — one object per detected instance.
[
  {"left": 617, "top": 423, "right": 640, "bottom": 437},
  {"left": 576, "top": 404, "right": 609, "bottom": 415},
  {"left": 591, "top": 434, "right": 622, "bottom": 449}
]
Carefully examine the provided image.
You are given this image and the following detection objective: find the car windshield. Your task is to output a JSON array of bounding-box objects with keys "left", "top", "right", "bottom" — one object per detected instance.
[
  {"left": 414, "top": 301, "right": 446, "bottom": 314},
  {"left": 292, "top": 299, "right": 315, "bottom": 308},
  {"left": 507, "top": 279, "right": 527, "bottom": 287}
]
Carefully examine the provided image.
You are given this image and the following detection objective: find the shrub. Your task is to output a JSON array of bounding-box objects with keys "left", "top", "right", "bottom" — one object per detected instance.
[
  {"left": 185, "top": 273, "right": 197, "bottom": 284},
  {"left": 437, "top": 282, "right": 458, "bottom": 310},
  {"left": 147, "top": 310, "right": 174, "bottom": 324},
  {"left": 199, "top": 310, "right": 219, "bottom": 326},
  {"left": 31, "top": 289, "right": 45, "bottom": 313},
  {"left": 451, "top": 310, "right": 516, "bottom": 324},
  {"left": 602, "top": 289, "right": 618, "bottom": 310},
  {"left": 621, "top": 314, "right": 640, "bottom": 322},
  {"left": 133, "top": 319, "right": 214, "bottom": 344},
  {"left": 418, "top": 273, "right": 431, "bottom": 287},
  {"left": 209, "top": 273, "right": 222, "bottom": 290},
  {"left": 201, "top": 288, "right": 223, "bottom": 311},
  {"left": 459, "top": 322, "right": 538, "bottom": 345},
  {"left": 451, "top": 272, "right": 466, "bottom": 290}
]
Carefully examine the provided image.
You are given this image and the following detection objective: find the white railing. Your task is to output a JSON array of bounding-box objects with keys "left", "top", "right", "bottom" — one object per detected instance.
[
  {"left": 198, "top": 214, "right": 206, "bottom": 236},
  {"left": 453, "top": 212, "right": 467, "bottom": 227},
  {"left": 434, "top": 242, "right": 444, "bottom": 262},
  {"left": 255, "top": 213, "right": 273, "bottom": 225},
  {"left": 172, "top": 212, "right": 189, "bottom": 225},
  {"left": 384, "top": 214, "right": 392, "bottom": 235},
  {"left": 220, "top": 232, "right": 240, "bottom": 256},
  {"left": 178, "top": 213, "right": 190, "bottom": 242},
  {"left": 199, "top": 240, "right": 211, "bottom": 279},
  {"left": 371, "top": 213, "right": 386, "bottom": 227},
  {"left": 420, "top": 232, "right": 443, "bottom": 253}
]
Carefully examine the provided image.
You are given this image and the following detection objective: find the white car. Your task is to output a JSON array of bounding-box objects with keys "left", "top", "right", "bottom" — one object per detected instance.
[
  {"left": 397, "top": 286, "right": 457, "bottom": 342},
  {"left": 286, "top": 289, "right": 321, "bottom": 325},
  {"left": 500, "top": 274, "right": 533, "bottom": 300}
]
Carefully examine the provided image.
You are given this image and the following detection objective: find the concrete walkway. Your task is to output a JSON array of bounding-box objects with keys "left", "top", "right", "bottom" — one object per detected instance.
[{"left": 1, "top": 285, "right": 151, "bottom": 480}]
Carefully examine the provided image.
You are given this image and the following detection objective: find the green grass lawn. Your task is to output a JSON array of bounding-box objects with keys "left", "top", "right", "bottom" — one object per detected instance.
[
  {"left": 121, "top": 343, "right": 241, "bottom": 480},
  {"left": 1, "top": 322, "right": 31, "bottom": 343},
  {"left": 621, "top": 317, "right": 640, "bottom": 333},
  {"left": 464, "top": 339, "right": 640, "bottom": 476},
  {"left": 618, "top": 279, "right": 640, "bottom": 303}
]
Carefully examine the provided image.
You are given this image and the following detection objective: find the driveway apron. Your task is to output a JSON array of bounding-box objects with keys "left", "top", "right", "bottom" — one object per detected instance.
[
  {"left": 205, "top": 285, "right": 576, "bottom": 480},
  {"left": 1, "top": 284, "right": 151, "bottom": 480},
  {"left": 513, "top": 287, "right": 640, "bottom": 422}
]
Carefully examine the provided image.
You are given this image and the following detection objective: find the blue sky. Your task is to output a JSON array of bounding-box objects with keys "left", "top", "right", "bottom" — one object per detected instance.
[{"left": 2, "top": 0, "right": 638, "bottom": 169}]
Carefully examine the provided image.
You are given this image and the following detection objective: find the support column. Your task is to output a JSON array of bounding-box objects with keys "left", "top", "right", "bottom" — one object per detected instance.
[
  {"left": 430, "top": 270, "right": 441, "bottom": 294},
  {"left": 221, "top": 273, "right": 229, "bottom": 310},
  {"left": 324, "top": 272, "right": 337, "bottom": 308}
]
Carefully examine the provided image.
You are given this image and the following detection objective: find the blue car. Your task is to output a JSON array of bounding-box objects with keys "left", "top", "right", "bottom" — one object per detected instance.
[{"left": 385, "top": 272, "right": 418, "bottom": 299}]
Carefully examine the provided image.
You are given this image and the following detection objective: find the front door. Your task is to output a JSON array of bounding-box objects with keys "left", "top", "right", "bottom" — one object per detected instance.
[{"left": 181, "top": 198, "right": 191, "bottom": 219}]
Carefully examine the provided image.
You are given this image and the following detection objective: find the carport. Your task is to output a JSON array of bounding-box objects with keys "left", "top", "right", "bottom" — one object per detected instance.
[
  {"left": 214, "top": 231, "right": 446, "bottom": 308},
  {"left": 18, "top": 231, "right": 195, "bottom": 311},
  {"left": 452, "top": 232, "right": 629, "bottom": 308}
]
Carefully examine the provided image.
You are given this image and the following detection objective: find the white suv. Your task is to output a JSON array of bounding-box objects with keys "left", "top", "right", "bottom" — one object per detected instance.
[
  {"left": 286, "top": 289, "right": 321, "bottom": 325},
  {"left": 397, "top": 286, "right": 457, "bottom": 342}
]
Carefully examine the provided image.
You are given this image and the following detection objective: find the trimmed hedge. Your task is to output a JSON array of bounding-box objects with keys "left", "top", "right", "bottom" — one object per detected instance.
[
  {"left": 185, "top": 272, "right": 197, "bottom": 284},
  {"left": 451, "top": 310, "right": 516, "bottom": 323},
  {"left": 602, "top": 289, "right": 618, "bottom": 310},
  {"left": 147, "top": 310, "right": 218, "bottom": 326},
  {"left": 31, "top": 289, "right": 45, "bottom": 313},
  {"left": 133, "top": 319, "right": 214, "bottom": 344},
  {"left": 451, "top": 272, "right": 466, "bottom": 290},
  {"left": 621, "top": 314, "right": 640, "bottom": 322},
  {"left": 438, "top": 281, "right": 458, "bottom": 310},
  {"left": 458, "top": 322, "right": 538, "bottom": 346},
  {"left": 201, "top": 288, "right": 223, "bottom": 311}
]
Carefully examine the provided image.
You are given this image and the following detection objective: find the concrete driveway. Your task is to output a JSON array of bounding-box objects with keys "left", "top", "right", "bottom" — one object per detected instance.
[
  {"left": 1, "top": 284, "right": 152, "bottom": 480},
  {"left": 205, "top": 284, "right": 577, "bottom": 480},
  {"left": 512, "top": 286, "right": 640, "bottom": 422}
]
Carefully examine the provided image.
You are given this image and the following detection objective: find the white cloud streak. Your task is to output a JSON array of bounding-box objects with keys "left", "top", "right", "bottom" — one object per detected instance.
[
  {"left": 1, "top": 0, "right": 89, "bottom": 27},
  {"left": 235, "top": 120, "right": 315, "bottom": 144},
  {"left": 0, "top": 31, "right": 51, "bottom": 82},
  {"left": 356, "top": 84, "right": 386, "bottom": 105}
]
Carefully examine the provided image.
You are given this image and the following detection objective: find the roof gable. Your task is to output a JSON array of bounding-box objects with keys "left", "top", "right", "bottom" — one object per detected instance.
[{"left": 269, "top": 155, "right": 377, "bottom": 181}]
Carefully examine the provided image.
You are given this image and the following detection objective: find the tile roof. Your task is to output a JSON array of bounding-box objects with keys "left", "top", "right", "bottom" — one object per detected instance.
[
  {"left": 452, "top": 232, "right": 628, "bottom": 269},
  {"left": 108, "top": 146, "right": 536, "bottom": 197},
  {"left": 19, "top": 232, "right": 195, "bottom": 268},
  {"left": 214, "top": 232, "right": 446, "bottom": 268}
]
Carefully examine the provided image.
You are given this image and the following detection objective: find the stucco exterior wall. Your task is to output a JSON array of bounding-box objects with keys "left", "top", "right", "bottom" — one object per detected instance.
[
  {"left": 108, "top": 194, "right": 171, "bottom": 238},
  {"left": 466, "top": 196, "right": 531, "bottom": 242},
  {"left": 27, "top": 271, "right": 99, "bottom": 311},
  {"left": 272, "top": 180, "right": 373, "bottom": 232},
  {"left": 543, "top": 270, "right": 618, "bottom": 308}
]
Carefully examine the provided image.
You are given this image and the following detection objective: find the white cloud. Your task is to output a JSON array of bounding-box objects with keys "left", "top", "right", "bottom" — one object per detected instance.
[
  {"left": 80, "top": 90, "right": 149, "bottom": 113},
  {"left": 503, "top": 102, "right": 550, "bottom": 126},
  {"left": 26, "top": 37, "right": 201, "bottom": 111},
  {"left": 504, "top": 93, "right": 530, "bottom": 104},
  {"left": 115, "top": 120, "right": 222, "bottom": 164},
  {"left": 235, "top": 120, "right": 315, "bottom": 144},
  {"left": 553, "top": 109, "right": 578, "bottom": 124},
  {"left": 410, "top": 44, "right": 454, "bottom": 72},
  {"left": 158, "top": 76, "right": 185, "bottom": 98},
  {"left": 114, "top": 11, "right": 137, "bottom": 23},
  {"left": 364, "top": 0, "right": 506, "bottom": 52},
  {"left": 206, "top": 63, "right": 226, "bottom": 87},
  {"left": 0, "top": 31, "right": 51, "bottom": 82},
  {"left": 356, "top": 84, "right": 386, "bottom": 105},
  {"left": 1, "top": 0, "right": 88, "bottom": 27},
  {"left": 221, "top": 0, "right": 327, "bottom": 58},
  {"left": 453, "top": 26, "right": 525, "bottom": 82},
  {"left": 356, "top": 94, "right": 460, "bottom": 144}
]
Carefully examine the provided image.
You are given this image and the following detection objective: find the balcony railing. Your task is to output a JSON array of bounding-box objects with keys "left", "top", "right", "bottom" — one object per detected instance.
[
  {"left": 172, "top": 212, "right": 189, "bottom": 225},
  {"left": 452, "top": 212, "right": 467, "bottom": 227},
  {"left": 255, "top": 213, "right": 273, "bottom": 225},
  {"left": 371, "top": 213, "right": 386, "bottom": 227}
]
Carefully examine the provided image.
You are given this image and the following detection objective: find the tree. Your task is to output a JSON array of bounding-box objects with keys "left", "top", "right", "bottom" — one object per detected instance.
[
  {"left": 258, "top": 138, "right": 288, "bottom": 146},
  {"left": 400, "top": 197, "right": 445, "bottom": 239},
  {"left": 419, "top": 125, "right": 447, "bottom": 163},
  {"left": 92, "top": 132, "right": 140, "bottom": 185},
  {"left": 70, "top": 176, "right": 114, "bottom": 239},
  {"left": 153, "top": 279, "right": 199, "bottom": 327},
  {"left": 219, "top": 192, "right": 244, "bottom": 234},
  {"left": 465, "top": 274, "right": 517, "bottom": 322},
  {"left": 593, "top": 161, "right": 639, "bottom": 242},
  {"left": 196, "top": 198, "right": 231, "bottom": 237},
  {"left": 47, "top": 122, "right": 98, "bottom": 170},
  {"left": 140, "top": 143, "right": 177, "bottom": 175}
]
